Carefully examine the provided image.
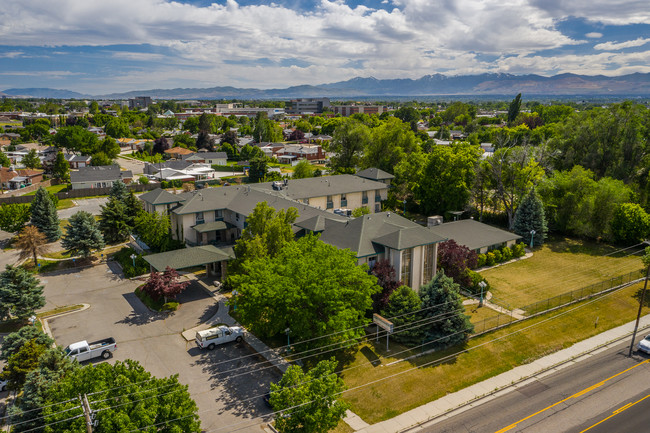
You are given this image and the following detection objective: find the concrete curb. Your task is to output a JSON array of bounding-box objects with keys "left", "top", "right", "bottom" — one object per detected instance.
[{"left": 39, "top": 303, "right": 91, "bottom": 340}]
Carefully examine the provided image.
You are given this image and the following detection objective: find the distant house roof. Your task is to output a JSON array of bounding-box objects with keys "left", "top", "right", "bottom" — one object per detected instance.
[
  {"left": 319, "top": 212, "right": 445, "bottom": 257},
  {"left": 70, "top": 165, "right": 133, "bottom": 184},
  {"left": 251, "top": 174, "right": 388, "bottom": 200},
  {"left": 146, "top": 160, "right": 193, "bottom": 172},
  {"left": 0, "top": 167, "right": 18, "bottom": 183},
  {"left": 139, "top": 188, "right": 191, "bottom": 205},
  {"left": 183, "top": 152, "right": 227, "bottom": 161},
  {"left": 428, "top": 219, "right": 522, "bottom": 251},
  {"left": 64, "top": 154, "right": 92, "bottom": 162},
  {"left": 164, "top": 146, "right": 193, "bottom": 156},
  {"left": 144, "top": 245, "right": 234, "bottom": 271},
  {"left": 356, "top": 167, "right": 395, "bottom": 181}
]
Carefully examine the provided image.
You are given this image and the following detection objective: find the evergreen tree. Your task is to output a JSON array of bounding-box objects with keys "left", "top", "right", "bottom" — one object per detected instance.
[
  {"left": 507, "top": 93, "right": 522, "bottom": 124},
  {"left": 124, "top": 189, "right": 143, "bottom": 226},
  {"left": 1, "top": 326, "right": 53, "bottom": 361},
  {"left": 513, "top": 187, "right": 548, "bottom": 246},
  {"left": 419, "top": 270, "right": 473, "bottom": 349},
  {"left": 0, "top": 265, "right": 46, "bottom": 321},
  {"left": 99, "top": 197, "right": 130, "bottom": 244},
  {"left": 30, "top": 187, "right": 61, "bottom": 242},
  {"left": 61, "top": 211, "right": 105, "bottom": 258},
  {"left": 380, "top": 286, "right": 423, "bottom": 346},
  {"left": 52, "top": 151, "right": 70, "bottom": 182},
  {"left": 108, "top": 179, "right": 128, "bottom": 202}
]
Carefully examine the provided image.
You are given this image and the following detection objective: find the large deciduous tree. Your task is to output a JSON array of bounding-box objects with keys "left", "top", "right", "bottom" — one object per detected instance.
[
  {"left": 52, "top": 151, "right": 70, "bottom": 182},
  {"left": 61, "top": 211, "right": 105, "bottom": 257},
  {"left": 513, "top": 187, "right": 548, "bottom": 247},
  {"left": 437, "top": 239, "right": 478, "bottom": 288},
  {"left": 134, "top": 211, "right": 172, "bottom": 252},
  {"left": 610, "top": 203, "right": 650, "bottom": 245},
  {"left": 0, "top": 265, "right": 46, "bottom": 322},
  {"left": 328, "top": 118, "right": 371, "bottom": 174},
  {"left": 270, "top": 359, "right": 348, "bottom": 433},
  {"left": 21, "top": 149, "right": 41, "bottom": 169},
  {"left": 30, "top": 187, "right": 61, "bottom": 241},
  {"left": 363, "top": 117, "right": 419, "bottom": 174},
  {"left": 0, "top": 203, "right": 31, "bottom": 233}
]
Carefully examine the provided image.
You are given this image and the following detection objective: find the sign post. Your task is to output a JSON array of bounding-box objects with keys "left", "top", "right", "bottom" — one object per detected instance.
[{"left": 373, "top": 313, "right": 394, "bottom": 352}]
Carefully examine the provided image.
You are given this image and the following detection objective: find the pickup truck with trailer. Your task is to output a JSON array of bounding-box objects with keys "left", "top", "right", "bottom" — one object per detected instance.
[
  {"left": 195, "top": 326, "right": 243, "bottom": 350},
  {"left": 64, "top": 338, "right": 117, "bottom": 361}
]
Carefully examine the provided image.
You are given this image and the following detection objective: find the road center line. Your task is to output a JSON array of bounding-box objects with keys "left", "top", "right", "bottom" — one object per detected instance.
[
  {"left": 494, "top": 359, "right": 650, "bottom": 433},
  {"left": 579, "top": 393, "right": 650, "bottom": 432}
]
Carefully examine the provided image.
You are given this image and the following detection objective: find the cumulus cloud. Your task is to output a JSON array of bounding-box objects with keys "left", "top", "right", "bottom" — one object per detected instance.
[
  {"left": 585, "top": 32, "right": 603, "bottom": 38},
  {"left": 594, "top": 37, "right": 650, "bottom": 50}
]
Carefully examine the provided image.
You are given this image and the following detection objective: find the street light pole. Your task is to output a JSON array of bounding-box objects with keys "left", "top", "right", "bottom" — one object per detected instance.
[
  {"left": 130, "top": 253, "right": 137, "bottom": 268},
  {"left": 629, "top": 248, "right": 650, "bottom": 357},
  {"left": 478, "top": 281, "right": 487, "bottom": 307},
  {"left": 530, "top": 229, "right": 536, "bottom": 248}
]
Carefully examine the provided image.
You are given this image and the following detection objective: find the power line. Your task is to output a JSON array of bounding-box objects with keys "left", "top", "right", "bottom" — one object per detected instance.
[{"left": 0, "top": 396, "right": 79, "bottom": 421}]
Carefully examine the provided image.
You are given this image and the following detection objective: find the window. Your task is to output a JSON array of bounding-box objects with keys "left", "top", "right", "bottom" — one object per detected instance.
[
  {"left": 362, "top": 191, "right": 368, "bottom": 204},
  {"left": 235, "top": 212, "right": 240, "bottom": 221},
  {"left": 368, "top": 256, "right": 377, "bottom": 269},
  {"left": 326, "top": 195, "right": 333, "bottom": 209},
  {"left": 341, "top": 193, "right": 347, "bottom": 207},
  {"left": 375, "top": 190, "right": 381, "bottom": 201},
  {"left": 401, "top": 248, "right": 412, "bottom": 286},
  {"left": 195, "top": 212, "right": 204, "bottom": 224},
  {"left": 423, "top": 244, "right": 435, "bottom": 283},
  {"left": 215, "top": 210, "right": 223, "bottom": 220}
]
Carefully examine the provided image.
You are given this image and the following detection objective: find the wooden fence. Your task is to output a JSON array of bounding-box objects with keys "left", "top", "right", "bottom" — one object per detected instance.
[{"left": 0, "top": 182, "right": 160, "bottom": 205}]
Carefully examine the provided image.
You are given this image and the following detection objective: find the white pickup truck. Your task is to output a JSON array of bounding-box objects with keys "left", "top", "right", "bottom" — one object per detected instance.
[
  {"left": 195, "top": 326, "right": 243, "bottom": 350},
  {"left": 65, "top": 338, "right": 117, "bottom": 361}
]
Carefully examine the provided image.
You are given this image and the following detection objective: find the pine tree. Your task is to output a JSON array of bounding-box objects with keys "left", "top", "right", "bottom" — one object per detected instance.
[
  {"left": 30, "top": 187, "right": 61, "bottom": 242},
  {"left": 507, "top": 93, "right": 522, "bottom": 124},
  {"left": 124, "top": 190, "right": 143, "bottom": 226},
  {"left": 99, "top": 197, "right": 130, "bottom": 244},
  {"left": 52, "top": 151, "right": 70, "bottom": 182},
  {"left": 0, "top": 265, "right": 46, "bottom": 321},
  {"left": 109, "top": 179, "right": 128, "bottom": 202},
  {"left": 61, "top": 211, "right": 105, "bottom": 258},
  {"left": 21, "top": 149, "right": 41, "bottom": 169},
  {"left": 380, "top": 286, "right": 423, "bottom": 346},
  {"left": 419, "top": 270, "right": 473, "bottom": 349},
  {"left": 513, "top": 187, "right": 548, "bottom": 247}
]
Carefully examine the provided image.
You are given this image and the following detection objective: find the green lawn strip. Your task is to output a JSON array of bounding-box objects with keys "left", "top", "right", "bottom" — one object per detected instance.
[
  {"left": 56, "top": 198, "right": 76, "bottom": 210},
  {"left": 24, "top": 184, "right": 70, "bottom": 195},
  {"left": 341, "top": 281, "right": 648, "bottom": 424},
  {"left": 42, "top": 250, "right": 72, "bottom": 260},
  {"left": 481, "top": 237, "right": 643, "bottom": 309},
  {"left": 37, "top": 304, "right": 84, "bottom": 319}
]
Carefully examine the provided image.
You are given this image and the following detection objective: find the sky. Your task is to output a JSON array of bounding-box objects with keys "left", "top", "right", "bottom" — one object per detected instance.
[{"left": 0, "top": 0, "right": 649, "bottom": 94}]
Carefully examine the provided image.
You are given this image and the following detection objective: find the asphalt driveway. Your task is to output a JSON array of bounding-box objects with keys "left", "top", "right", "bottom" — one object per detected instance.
[{"left": 41, "top": 264, "right": 279, "bottom": 432}]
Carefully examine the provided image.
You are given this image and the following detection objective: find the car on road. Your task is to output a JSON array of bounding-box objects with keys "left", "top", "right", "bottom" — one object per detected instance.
[
  {"left": 65, "top": 338, "right": 117, "bottom": 361},
  {"left": 196, "top": 326, "right": 243, "bottom": 350},
  {"left": 637, "top": 335, "right": 650, "bottom": 354}
]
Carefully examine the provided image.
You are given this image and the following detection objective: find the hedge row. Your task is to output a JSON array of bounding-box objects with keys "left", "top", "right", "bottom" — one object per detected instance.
[{"left": 476, "top": 243, "right": 525, "bottom": 268}]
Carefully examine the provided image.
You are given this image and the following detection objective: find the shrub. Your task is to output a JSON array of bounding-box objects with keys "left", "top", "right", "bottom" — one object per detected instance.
[
  {"left": 476, "top": 253, "right": 486, "bottom": 268},
  {"left": 513, "top": 243, "right": 525, "bottom": 257},
  {"left": 465, "top": 269, "right": 490, "bottom": 296},
  {"left": 162, "top": 302, "right": 179, "bottom": 311},
  {"left": 113, "top": 247, "right": 149, "bottom": 278},
  {"left": 492, "top": 249, "right": 503, "bottom": 263},
  {"left": 501, "top": 246, "right": 513, "bottom": 261},
  {"left": 485, "top": 252, "right": 495, "bottom": 266}
]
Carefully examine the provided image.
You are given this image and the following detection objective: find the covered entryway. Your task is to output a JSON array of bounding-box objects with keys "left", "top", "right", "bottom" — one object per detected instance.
[{"left": 143, "top": 245, "right": 235, "bottom": 281}]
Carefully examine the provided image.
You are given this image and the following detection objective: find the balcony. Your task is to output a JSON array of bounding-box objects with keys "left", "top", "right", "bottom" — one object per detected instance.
[
  {"left": 326, "top": 201, "right": 334, "bottom": 209},
  {"left": 195, "top": 219, "right": 205, "bottom": 225}
]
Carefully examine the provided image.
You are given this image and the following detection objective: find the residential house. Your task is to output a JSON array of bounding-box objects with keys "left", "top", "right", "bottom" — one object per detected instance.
[
  {"left": 428, "top": 219, "right": 521, "bottom": 254},
  {"left": 70, "top": 165, "right": 133, "bottom": 190},
  {"left": 143, "top": 160, "right": 215, "bottom": 181},
  {"left": 275, "top": 144, "right": 325, "bottom": 163},
  {"left": 182, "top": 152, "right": 227, "bottom": 166},
  {"left": 64, "top": 154, "right": 92, "bottom": 169},
  {"left": 356, "top": 167, "right": 394, "bottom": 186},
  {"left": 165, "top": 146, "right": 194, "bottom": 159},
  {"left": 4, "top": 143, "right": 57, "bottom": 166},
  {"left": 0, "top": 167, "right": 18, "bottom": 190}
]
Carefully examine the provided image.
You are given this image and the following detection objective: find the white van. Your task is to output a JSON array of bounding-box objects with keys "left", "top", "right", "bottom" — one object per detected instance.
[{"left": 195, "top": 325, "right": 244, "bottom": 350}]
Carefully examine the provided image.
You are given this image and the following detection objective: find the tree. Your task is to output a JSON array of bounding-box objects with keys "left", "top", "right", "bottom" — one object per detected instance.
[
  {"left": 14, "top": 225, "right": 49, "bottom": 266},
  {"left": 21, "top": 149, "right": 41, "bottom": 169},
  {"left": 380, "top": 286, "right": 423, "bottom": 346},
  {"left": 141, "top": 266, "right": 190, "bottom": 302},
  {"left": 109, "top": 179, "right": 128, "bottom": 201},
  {"left": 0, "top": 339, "right": 47, "bottom": 391},
  {"left": 1, "top": 326, "right": 53, "bottom": 361},
  {"left": 91, "top": 151, "right": 113, "bottom": 166},
  {"left": 0, "top": 149, "right": 10, "bottom": 167},
  {"left": 99, "top": 196, "right": 131, "bottom": 244},
  {"left": 292, "top": 160, "right": 314, "bottom": 179},
  {"left": 30, "top": 187, "right": 61, "bottom": 241},
  {"left": 363, "top": 117, "right": 419, "bottom": 174},
  {"left": 0, "top": 203, "right": 31, "bottom": 233},
  {"left": 230, "top": 235, "right": 380, "bottom": 349},
  {"left": 53, "top": 125, "right": 99, "bottom": 155},
  {"left": 41, "top": 360, "right": 201, "bottom": 432},
  {"left": 89, "top": 100, "right": 99, "bottom": 115},
  {"left": 0, "top": 265, "right": 46, "bottom": 322},
  {"left": 52, "top": 151, "right": 70, "bottom": 181},
  {"left": 99, "top": 136, "right": 121, "bottom": 159},
  {"left": 220, "top": 130, "right": 239, "bottom": 146},
  {"left": 61, "top": 211, "right": 105, "bottom": 257},
  {"left": 248, "top": 156, "right": 267, "bottom": 183},
  {"left": 394, "top": 106, "right": 421, "bottom": 124},
  {"left": 270, "top": 359, "right": 349, "bottom": 433},
  {"left": 418, "top": 142, "right": 481, "bottom": 215},
  {"left": 513, "top": 188, "right": 548, "bottom": 246},
  {"left": 104, "top": 119, "right": 130, "bottom": 138},
  {"left": 370, "top": 259, "right": 402, "bottom": 313},
  {"left": 351, "top": 206, "right": 370, "bottom": 217},
  {"left": 152, "top": 135, "right": 172, "bottom": 154},
  {"left": 196, "top": 130, "right": 215, "bottom": 151},
  {"left": 134, "top": 211, "right": 173, "bottom": 252},
  {"left": 419, "top": 270, "right": 473, "bottom": 348},
  {"left": 437, "top": 239, "right": 478, "bottom": 288},
  {"left": 507, "top": 93, "right": 522, "bottom": 124},
  {"left": 288, "top": 129, "right": 305, "bottom": 141},
  {"left": 611, "top": 203, "right": 650, "bottom": 244},
  {"left": 328, "top": 118, "right": 371, "bottom": 173}
]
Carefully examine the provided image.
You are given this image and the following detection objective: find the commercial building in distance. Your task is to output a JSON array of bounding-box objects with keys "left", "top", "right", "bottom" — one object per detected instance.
[{"left": 285, "top": 98, "right": 332, "bottom": 114}]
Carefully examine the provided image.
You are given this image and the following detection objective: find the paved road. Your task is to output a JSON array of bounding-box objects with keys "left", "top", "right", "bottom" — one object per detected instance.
[
  {"left": 422, "top": 342, "right": 650, "bottom": 433},
  {"left": 41, "top": 264, "right": 280, "bottom": 432},
  {"left": 57, "top": 197, "right": 108, "bottom": 219},
  {"left": 117, "top": 155, "right": 145, "bottom": 175}
]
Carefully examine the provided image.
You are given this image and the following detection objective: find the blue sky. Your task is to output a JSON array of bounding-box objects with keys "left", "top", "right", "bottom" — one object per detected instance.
[{"left": 1, "top": 0, "right": 649, "bottom": 94}]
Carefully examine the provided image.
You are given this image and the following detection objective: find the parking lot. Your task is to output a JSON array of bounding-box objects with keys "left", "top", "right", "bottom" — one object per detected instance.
[{"left": 40, "top": 263, "right": 280, "bottom": 432}]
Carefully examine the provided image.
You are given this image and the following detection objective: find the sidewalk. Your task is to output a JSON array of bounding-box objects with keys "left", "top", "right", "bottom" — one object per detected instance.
[{"left": 355, "top": 314, "right": 650, "bottom": 433}]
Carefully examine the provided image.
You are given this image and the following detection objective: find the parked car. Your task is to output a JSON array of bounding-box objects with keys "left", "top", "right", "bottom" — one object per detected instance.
[
  {"left": 65, "top": 338, "right": 117, "bottom": 362},
  {"left": 195, "top": 326, "right": 243, "bottom": 350},
  {"left": 638, "top": 335, "right": 650, "bottom": 354},
  {"left": 0, "top": 378, "right": 7, "bottom": 392}
]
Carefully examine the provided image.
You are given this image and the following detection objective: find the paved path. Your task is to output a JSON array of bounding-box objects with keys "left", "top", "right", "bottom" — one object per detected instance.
[
  {"left": 462, "top": 291, "right": 526, "bottom": 320},
  {"left": 353, "top": 313, "right": 650, "bottom": 433}
]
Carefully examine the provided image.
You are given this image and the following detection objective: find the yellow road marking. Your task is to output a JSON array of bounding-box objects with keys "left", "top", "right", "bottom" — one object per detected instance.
[
  {"left": 579, "top": 393, "right": 650, "bottom": 432},
  {"left": 495, "top": 359, "right": 650, "bottom": 433}
]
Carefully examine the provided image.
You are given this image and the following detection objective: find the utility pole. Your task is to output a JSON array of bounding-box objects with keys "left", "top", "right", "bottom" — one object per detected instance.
[
  {"left": 79, "top": 394, "right": 94, "bottom": 433},
  {"left": 628, "top": 243, "right": 650, "bottom": 357}
]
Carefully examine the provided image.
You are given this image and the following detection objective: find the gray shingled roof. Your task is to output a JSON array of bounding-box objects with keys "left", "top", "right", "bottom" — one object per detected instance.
[
  {"left": 294, "top": 215, "right": 328, "bottom": 232},
  {"left": 144, "top": 245, "right": 234, "bottom": 271},
  {"left": 192, "top": 220, "right": 234, "bottom": 233},
  {"left": 428, "top": 219, "right": 522, "bottom": 251},
  {"left": 250, "top": 174, "right": 388, "bottom": 200},
  {"left": 319, "top": 212, "right": 445, "bottom": 256},
  {"left": 139, "top": 188, "right": 190, "bottom": 205},
  {"left": 70, "top": 165, "right": 133, "bottom": 183},
  {"left": 183, "top": 152, "right": 227, "bottom": 160},
  {"left": 356, "top": 167, "right": 394, "bottom": 181}
]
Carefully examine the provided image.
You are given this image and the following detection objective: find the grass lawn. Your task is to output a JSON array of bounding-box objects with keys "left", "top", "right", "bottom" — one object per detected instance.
[
  {"left": 465, "top": 305, "right": 514, "bottom": 334},
  {"left": 480, "top": 236, "right": 644, "bottom": 309},
  {"left": 56, "top": 198, "right": 76, "bottom": 210},
  {"left": 37, "top": 304, "right": 84, "bottom": 319},
  {"left": 24, "top": 184, "right": 69, "bottom": 195},
  {"left": 340, "top": 281, "right": 649, "bottom": 424}
]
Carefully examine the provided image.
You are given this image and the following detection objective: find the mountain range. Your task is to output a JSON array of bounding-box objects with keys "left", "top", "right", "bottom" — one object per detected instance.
[{"left": 3, "top": 72, "right": 650, "bottom": 100}]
